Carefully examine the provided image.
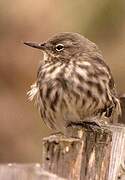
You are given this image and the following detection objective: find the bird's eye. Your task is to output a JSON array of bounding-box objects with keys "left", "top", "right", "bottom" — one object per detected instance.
[{"left": 55, "top": 44, "right": 64, "bottom": 51}]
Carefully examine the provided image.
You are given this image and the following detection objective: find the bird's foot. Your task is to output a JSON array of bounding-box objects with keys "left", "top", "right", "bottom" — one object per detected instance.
[{"left": 66, "top": 118, "right": 102, "bottom": 133}]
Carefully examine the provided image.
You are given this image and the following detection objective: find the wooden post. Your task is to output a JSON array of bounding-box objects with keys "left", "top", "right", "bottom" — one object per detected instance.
[
  {"left": 42, "top": 127, "right": 112, "bottom": 180},
  {"left": 108, "top": 124, "right": 125, "bottom": 180},
  {"left": 42, "top": 124, "right": 125, "bottom": 180}
]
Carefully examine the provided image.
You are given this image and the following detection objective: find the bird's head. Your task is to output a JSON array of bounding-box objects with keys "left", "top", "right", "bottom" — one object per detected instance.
[{"left": 24, "top": 32, "right": 100, "bottom": 62}]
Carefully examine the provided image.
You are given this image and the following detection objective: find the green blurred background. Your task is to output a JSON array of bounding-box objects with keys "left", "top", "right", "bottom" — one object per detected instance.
[{"left": 0, "top": 0, "right": 125, "bottom": 162}]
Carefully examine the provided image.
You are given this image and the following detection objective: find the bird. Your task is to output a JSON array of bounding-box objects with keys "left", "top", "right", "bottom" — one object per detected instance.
[{"left": 24, "top": 32, "right": 121, "bottom": 132}]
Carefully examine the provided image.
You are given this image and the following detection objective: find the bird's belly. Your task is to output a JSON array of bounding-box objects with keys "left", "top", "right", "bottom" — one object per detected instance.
[
  {"left": 38, "top": 80, "right": 109, "bottom": 130},
  {"left": 61, "top": 88, "right": 103, "bottom": 121}
]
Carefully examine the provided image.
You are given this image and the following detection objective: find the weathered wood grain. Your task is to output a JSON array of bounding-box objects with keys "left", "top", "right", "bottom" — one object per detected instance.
[
  {"left": 107, "top": 124, "right": 125, "bottom": 180},
  {"left": 42, "top": 127, "right": 112, "bottom": 180}
]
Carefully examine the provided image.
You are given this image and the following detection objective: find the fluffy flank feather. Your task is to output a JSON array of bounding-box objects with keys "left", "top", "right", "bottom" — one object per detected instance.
[{"left": 27, "top": 83, "right": 38, "bottom": 101}]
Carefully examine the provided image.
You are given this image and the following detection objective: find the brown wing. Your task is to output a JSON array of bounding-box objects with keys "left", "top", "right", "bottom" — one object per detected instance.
[{"left": 93, "top": 56, "right": 121, "bottom": 122}]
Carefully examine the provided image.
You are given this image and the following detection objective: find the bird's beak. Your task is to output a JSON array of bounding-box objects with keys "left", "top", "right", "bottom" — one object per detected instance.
[{"left": 24, "top": 42, "right": 45, "bottom": 50}]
